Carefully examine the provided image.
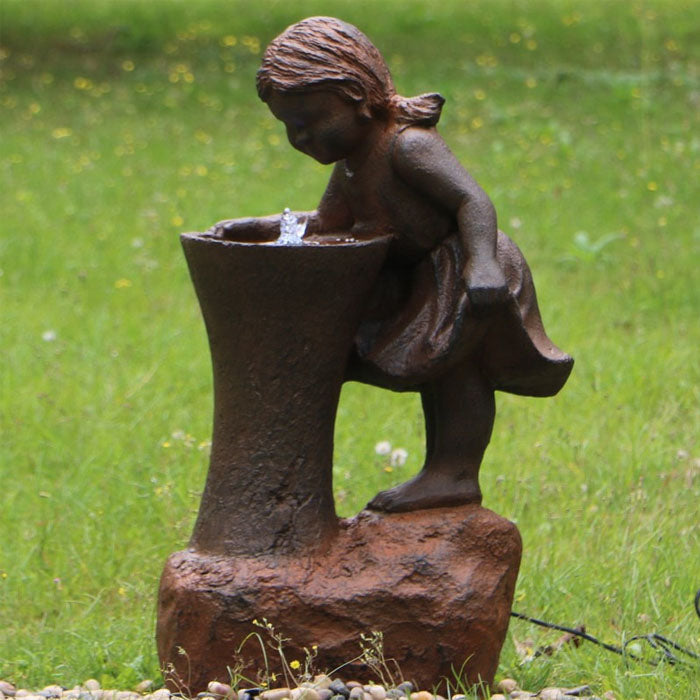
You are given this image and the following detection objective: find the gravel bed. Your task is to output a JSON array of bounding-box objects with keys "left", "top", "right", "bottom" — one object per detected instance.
[{"left": 0, "top": 676, "right": 617, "bottom": 700}]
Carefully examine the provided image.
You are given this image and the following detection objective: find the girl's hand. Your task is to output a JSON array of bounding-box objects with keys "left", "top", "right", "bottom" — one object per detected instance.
[
  {"left": 464, "top": 257, "right": 510, "bottom": 311},
  {"left": 206, "top": 217, "right": 277, "bottom": 241}
]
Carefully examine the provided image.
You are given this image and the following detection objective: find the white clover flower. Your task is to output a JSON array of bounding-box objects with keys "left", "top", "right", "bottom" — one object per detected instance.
[
  {"left": 390, "top": 448, "right": 408, "bottom": 467},
  {"left": 374, "top": 440, "right": 392, "bottom": 455},
  {"left": 42, "top": 330, "right": 57, "bottom": 342}
]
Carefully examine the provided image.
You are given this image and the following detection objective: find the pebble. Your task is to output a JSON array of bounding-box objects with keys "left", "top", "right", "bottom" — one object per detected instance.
[
  {"left": 327, "top": 683, "right": 348, "bottom": 700},
  {"left": 312, "top": 678, "right": 332, "bottom": 692},
  {"left": 207, "top": 685, "right": 233, "bottom": 699},
  {"left": 0, "top": 685, "right": 16, "bottom": 698},
  {"left": 328, "top": 696, "right": 345, "bottom": 700},
  {"left": 509, "top": 692, "right": 535, "bottom": 699},
  {"left": 384, "top": 692, "right": 403, "bottom": 700},
  {"left": 315, "top": 692, "right": 331, "bottom": 700},
  {"left": 363, "top": 688, "right": 384, "bottom": 700},
  {"left": 347, "top": 690, "right": 363, "bottom": 700},
  {"left": 134, "top": 684, "right": 153, "bottom": 696},
  {"left": 261, "top": 690, "right": 291, "bottom": 700},
  {"left": 489, "top": 696, "right": 506, "bottom": 700},
  {"left": 297, "top": 690, "right": 319, "bottom": 700},
  {"left": 84, "top": 684, "right": 100, "bottom": 694},
  {"left": 497, "top": 679, "right": 518, "bottom": 694},
  {"left": 394, "top": 686, "right": 412, "bottom": 698},
  {"left": 539, "top": 690, "right": 566, "bottom": 700},
  {"left": 409, "top": 692, "right": 433, "bottom": 700},
  {"left": 151, "top": 690, "right": 170, "bottom": 700}
]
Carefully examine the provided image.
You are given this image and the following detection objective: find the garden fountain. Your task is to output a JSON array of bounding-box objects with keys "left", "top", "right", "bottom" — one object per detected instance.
[{"left": 156, "top": 16, "right": 572, "bottom": 693}]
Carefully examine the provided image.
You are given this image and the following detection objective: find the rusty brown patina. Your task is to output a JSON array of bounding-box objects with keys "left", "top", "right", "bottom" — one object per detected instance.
[{"left": 157, "top": 17, "right": 573, "bottom": 692}]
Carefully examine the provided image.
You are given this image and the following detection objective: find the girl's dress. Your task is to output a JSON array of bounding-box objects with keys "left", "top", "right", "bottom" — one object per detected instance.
[{"left": 345, "top": 126, "right": 574, "bottom": 395}]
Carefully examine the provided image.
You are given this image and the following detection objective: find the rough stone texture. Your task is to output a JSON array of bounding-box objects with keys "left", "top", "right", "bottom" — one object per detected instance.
[
  {"left": 179, "top": 233, "right": 391, "bottom": 557},
  {"left": 157, "top": 504, "right": 521, "bottom": 694}
]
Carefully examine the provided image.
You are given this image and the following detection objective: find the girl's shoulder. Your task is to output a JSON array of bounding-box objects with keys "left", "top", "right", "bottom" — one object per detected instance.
[
  {"left": 390, "top": 124, "right": 453, "bottom": 176},
  {"left": 391, "top": 124, "right": 441, "bottom": 156}
]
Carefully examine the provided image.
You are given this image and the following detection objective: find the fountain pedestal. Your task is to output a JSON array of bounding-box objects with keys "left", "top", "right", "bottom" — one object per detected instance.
[{"left": 156, "top": 233, "right": 521, "bottom": 693}]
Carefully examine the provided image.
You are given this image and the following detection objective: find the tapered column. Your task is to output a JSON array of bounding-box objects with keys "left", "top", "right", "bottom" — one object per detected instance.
[{"left": 180, "top": 233, "right": 390, "bottom": 556}]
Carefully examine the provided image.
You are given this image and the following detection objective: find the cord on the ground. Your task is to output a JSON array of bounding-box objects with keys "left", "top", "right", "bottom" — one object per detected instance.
[{"left": 510, "top": 587, "right": 700, "bottom": 666}]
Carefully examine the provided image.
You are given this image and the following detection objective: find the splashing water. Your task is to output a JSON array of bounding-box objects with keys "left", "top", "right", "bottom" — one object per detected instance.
[{"left": 277, "top": 208, "right": 308, "bottom": 245}]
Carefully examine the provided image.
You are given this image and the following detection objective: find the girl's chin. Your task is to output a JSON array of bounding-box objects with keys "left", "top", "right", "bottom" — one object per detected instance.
[{"left": 294, "top": 145, "right": 340, "bottom": 165}]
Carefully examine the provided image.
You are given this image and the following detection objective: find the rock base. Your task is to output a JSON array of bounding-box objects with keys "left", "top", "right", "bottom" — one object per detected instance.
[{"left": 157, "top": 505, "right": 521, "bottom": 693}]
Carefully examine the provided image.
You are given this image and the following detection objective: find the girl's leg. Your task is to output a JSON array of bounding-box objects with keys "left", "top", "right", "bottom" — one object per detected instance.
[{"left": 368, "top": 361, "right": 494, "bottom": 512}]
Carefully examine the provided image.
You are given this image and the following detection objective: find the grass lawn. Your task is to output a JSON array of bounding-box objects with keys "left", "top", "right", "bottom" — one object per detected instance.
[{"left": 1, "top": 0, "right": 699, "bottom": 697}]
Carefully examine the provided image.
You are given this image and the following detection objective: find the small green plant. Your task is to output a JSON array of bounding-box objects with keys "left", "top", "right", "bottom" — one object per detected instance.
[
  {"left": 161, "top": 647, "right": 193, "bottom": 698},
  {"left": 560, "top": 231, "right": 623, "bottom": 265},
  {"left": 358, "top": 631, "right": 403, "bottom": 689}
]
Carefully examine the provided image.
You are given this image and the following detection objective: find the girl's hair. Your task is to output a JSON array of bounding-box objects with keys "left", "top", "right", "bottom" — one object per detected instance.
[{"left": 256, "top": 16, "right": 444, "bottom": 127}]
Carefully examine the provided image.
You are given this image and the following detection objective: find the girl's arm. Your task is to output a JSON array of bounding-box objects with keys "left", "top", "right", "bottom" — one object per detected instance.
[
  {"left": 311, "top": 162, "right": 354, "bottom": 234},
  {"left": 393, "top": 127, "right": 509, "bottom": 309},
  {"left": 207, "top": 164, "right": 353, "bottom": 240}
]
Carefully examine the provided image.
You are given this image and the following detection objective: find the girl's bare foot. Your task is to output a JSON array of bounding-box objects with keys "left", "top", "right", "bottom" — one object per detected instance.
[{"left": 367, "top": 470, "right": 482, "bottom": 513}]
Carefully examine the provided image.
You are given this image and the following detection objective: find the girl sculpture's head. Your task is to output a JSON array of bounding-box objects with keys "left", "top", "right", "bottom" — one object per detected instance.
[{"left": 257, "top": 16, "right": 444, "bottom": 127}]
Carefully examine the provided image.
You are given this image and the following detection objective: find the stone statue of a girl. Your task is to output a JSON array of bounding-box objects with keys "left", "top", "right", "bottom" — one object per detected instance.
[{"left": 210, "top": 16, "right": 573, "bottom": 512}]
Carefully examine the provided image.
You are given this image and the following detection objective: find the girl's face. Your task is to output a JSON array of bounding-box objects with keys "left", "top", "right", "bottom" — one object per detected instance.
[{"left": 266, "top": 90, "right": 371, "bottom": 164}]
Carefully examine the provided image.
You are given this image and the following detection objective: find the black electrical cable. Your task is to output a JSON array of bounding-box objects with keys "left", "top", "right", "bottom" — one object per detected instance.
[{"left": 510, "top": 588, "right": 700, "bottom": 666}]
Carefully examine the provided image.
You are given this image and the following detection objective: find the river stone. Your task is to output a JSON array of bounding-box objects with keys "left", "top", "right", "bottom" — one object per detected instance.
[
  {"left": 539, "top": 690, "right": 566, "bottom": 700},
  {"left": 364, "top": 687, "right": 385, "bottom": 700},
  {"left": 260, "top": 690, "right": 291, "bottom": 700},
  {"left": 327, "top": 683, "right": 348, "bottom": 699},
  {"left": 0, "top": 684, "right": 16, "bottom": 697},
  {"left": 157, "top": 505, "right": 521, "bottom": 693}
]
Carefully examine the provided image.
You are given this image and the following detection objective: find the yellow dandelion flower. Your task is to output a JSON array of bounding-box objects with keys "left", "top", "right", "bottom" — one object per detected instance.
[
  {"left": 221, "top": 35, "right": 237, "bottom": 47},
  {"left": 647, "top": 181, "right": 658, "bottom": 191},
  {"left": 115, "top": 278, "right": 132, "bottom": 289},
  {"left": 172, "top": 215, "right": 184, "bottom": 226},
  {"left": 74, "top": 76, "right": 93, "bottom": 90},
  {"left": 474, "top": 89, "right": 486, "bottom": 101},
  {"left": 122, "top": 60, "right": 135, "bottom": 72},
  {"left": 289, "top": 660, "right": 301, "bottom": 670},
  {"left": 525, "top": 77, "right": 538, "bottom": 89},
  {"left": 509, "top": 33, "right": 521, "bottom": 44},
  {"left": 52, "top": 127, "right": 72, "bottom": 139}
]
